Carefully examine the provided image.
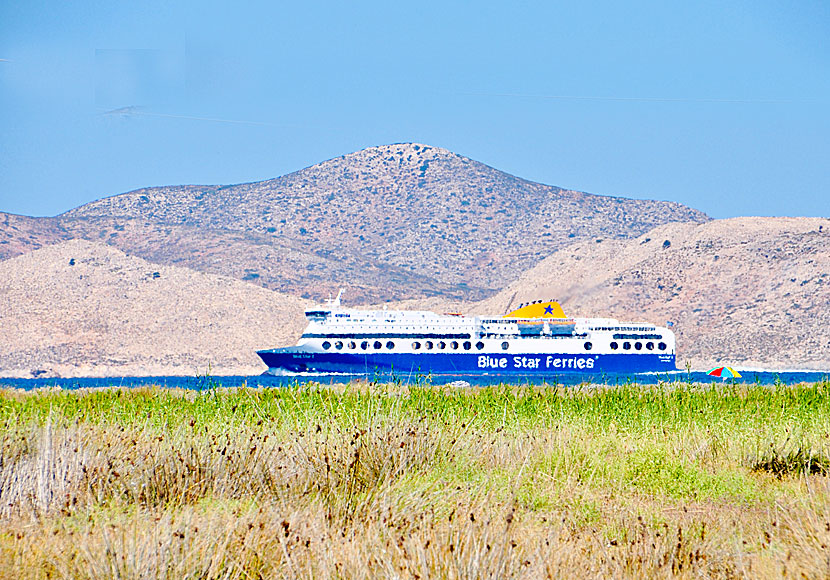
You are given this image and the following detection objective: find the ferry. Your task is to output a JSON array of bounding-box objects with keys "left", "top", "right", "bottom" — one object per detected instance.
[{"left": 256, "top": 292, "right": 676, "bottom": 376}]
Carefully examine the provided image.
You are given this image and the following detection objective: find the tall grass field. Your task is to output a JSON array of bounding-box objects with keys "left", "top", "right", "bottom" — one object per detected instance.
[{"left": 1, "top": 381, "right": 829, "bottom": 578}]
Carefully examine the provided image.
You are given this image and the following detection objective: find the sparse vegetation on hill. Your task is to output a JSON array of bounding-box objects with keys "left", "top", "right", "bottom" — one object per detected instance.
[
  {"left": 3, "top": 143, "right": 709, "bottom": 302},
  {"left": 0, "top": 212, "right": 68, "bottom": 259},
  {"left": 1, "top": 382, "right": 829, "bottom": 578}
]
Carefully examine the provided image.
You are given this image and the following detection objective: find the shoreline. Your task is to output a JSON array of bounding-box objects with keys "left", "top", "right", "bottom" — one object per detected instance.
[{"left": 1, "top": 370, "right": 828, "bottom": 392}]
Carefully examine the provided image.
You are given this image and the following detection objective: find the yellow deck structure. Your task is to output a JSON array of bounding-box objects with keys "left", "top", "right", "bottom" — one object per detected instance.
[{"left": 504, "top": 300, "right": 567, "bottom": 319}]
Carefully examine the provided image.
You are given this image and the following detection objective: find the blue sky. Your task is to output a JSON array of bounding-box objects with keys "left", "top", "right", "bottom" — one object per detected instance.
[{"left": 1, "top": 1, "right": 828, "bottom": 218}]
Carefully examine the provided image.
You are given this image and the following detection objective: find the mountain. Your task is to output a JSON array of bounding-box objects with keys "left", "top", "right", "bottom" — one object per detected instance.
[
  {"left": 40, "top": 143, "right": 707, "bottom": 302},
  {"left": 0, "top": 240, "right": 309, "bottom": 378},
  {"left": 471, "top": 217, "right": 830, "bottom": 370}
]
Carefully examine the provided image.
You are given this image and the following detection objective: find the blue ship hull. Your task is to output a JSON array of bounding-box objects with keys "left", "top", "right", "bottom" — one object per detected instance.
[{"left": 256, "top": 350, "right": 676, "bottom": 376}]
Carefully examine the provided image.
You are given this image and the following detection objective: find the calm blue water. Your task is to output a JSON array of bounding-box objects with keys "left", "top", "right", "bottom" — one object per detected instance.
[{"left": 1, "top": 371, "right": 828, "bottom": 390}]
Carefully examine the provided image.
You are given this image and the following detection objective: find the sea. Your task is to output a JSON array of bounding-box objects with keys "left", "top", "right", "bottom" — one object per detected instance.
[{"left": 2, "top": 370, "right": 828, "bottom": 391}]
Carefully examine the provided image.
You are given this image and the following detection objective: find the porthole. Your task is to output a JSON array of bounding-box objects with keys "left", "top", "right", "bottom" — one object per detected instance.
[
  {"left": 348, "top": 341, "right": 356, "bottom": 349},
  {"left": 450, "top": 341, "right": 459, "bottom": 350},
  {"left": 426, "top": 341, "right": 434, "bottom": 350},
  {"left": 322, "top": 341, "right": 331, "bottom": 350},
  {"left": 646, "top": 342, "right": 654, "bottom": 351},
  {"left": 361, "top": 341, "right": 368, "bottom": 350},
  {"left": 475, "top": 341, "right": 484, "bottom": 350},
  {"left": 386, "top": 341, "right": 395, "bottom": 350},
  {"left": 463, "top": 341, "right": 471, "bottom": 350},
  {"left": 584, "top": 341, "right": 592, "bottom": 351},
  {"left": 335, "top": 341, "right": 343, "bottom": 350},
  {"left": 412, "top": 341, "right": 421, "bottom": 350},
  {"left": 635, "top": 342, "right": 642, "bottom": 351},
  {"left": 438, "top": 341, "right": 446, "bottom": 350},
  {"left": 623, "top": 342, "right": 631, "bottom": 350},
  {"left": 374, "top": 341, "right": 382, "bottom": 350},
  {"left": 501, "top": 341, "right": 509, "bottom": 351},
  {"left": 658, "top": 342, "right": 667, "bottom": 351},
  {"left": 610, "top": 341, "right": 618, "bottom": 350}
]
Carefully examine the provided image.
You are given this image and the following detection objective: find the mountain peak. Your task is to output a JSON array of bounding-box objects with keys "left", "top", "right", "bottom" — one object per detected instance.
[
  {"left": 345, "top": 142, "right": 458, "bottom": 159},
  {"left": 282, "top": 142, "right": 496, "bottom": 194}
]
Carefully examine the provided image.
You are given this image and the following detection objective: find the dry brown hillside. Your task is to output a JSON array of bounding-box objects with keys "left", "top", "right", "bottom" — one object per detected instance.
[
  {"left": 1, "top": 219, "right": 828, "bottom": 376},
  {"left": 0, "top": 212, "right": 70, "bottom": 259},
  {"left": 0, "top": 240, "right": 310, "bottom": 378},
  {"left": 472, "top": 217, "right": 830, "bottom": 370},
  {"left": 53, "top": 217, "right": 464, "bottom": 305},
  {"left": 49, "top": 143, "right": 707, "bottom": 302}
]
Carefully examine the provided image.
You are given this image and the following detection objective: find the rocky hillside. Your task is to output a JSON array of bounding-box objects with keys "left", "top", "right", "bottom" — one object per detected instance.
[
  {"left": 472, "top": 217, "right": 830, "bottom": 370},
  {"left": 51, "top": 217, "right": 464, "bottom": 305},
  {"left": 0, "top": 212, "right": 70, "bottom": 260},
  {"left": 1, "top": 219, "right": 827, "bottom": 376},
  {"left": 0, "top": 240, "right": 310, "bottom": 378},
  {"left": 46, "top": 143, "right": 707, "bottom": 302}
]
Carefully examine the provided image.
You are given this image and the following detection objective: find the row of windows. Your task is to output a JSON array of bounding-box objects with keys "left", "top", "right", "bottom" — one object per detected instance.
[
  {"left": 321, "top": 340, "right": 491, "bottom": 351},
  {"left": 415, "top": 340, "right": 487, "bottom": 351},
  {"left": 319, "top": 339, "right": 666, "bottom": 352},
  {"left": 321, "top": 340, "right": 388, "bottom": 351},
  {"left": 609, "top": 341, "right": 667, "bottom": 351},
  {"left": 305, "top": 332, "right": 472, "bottom": 340},
  {"left": 321, "top": 340, "right": 501, "bottom": 351}
]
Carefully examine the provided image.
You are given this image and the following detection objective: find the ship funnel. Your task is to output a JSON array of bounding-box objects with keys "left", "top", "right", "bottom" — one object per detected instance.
[
  {"left": 504, "top": 300, "right": 567, "bottom": 319},
  {"left": 332, "top": 289, "right": 343, "bottom": 307}
]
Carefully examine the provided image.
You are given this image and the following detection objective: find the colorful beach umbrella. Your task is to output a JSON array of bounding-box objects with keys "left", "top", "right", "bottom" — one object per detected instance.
[{"left": 707, "top": 366, "right": 742, "bottom": 379}]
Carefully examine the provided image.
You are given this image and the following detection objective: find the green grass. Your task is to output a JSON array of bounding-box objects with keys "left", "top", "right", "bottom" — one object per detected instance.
[
  {"left": 5, "top": 380, "right": 829, "bottom": 428},
  {"left": 1, "top": 381, "right": 829, "bottom": 578}
]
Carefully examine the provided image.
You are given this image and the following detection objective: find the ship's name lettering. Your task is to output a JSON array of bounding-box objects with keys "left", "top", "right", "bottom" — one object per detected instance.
[
  {"left": 477, "top": 356, "right": 507, "bottom": 369},
  {"left": 476, "top": 356, "right": 594, "bottom": 369},
  {"left": 545, "top": 356, "right": 594, "bottom": 369}
]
